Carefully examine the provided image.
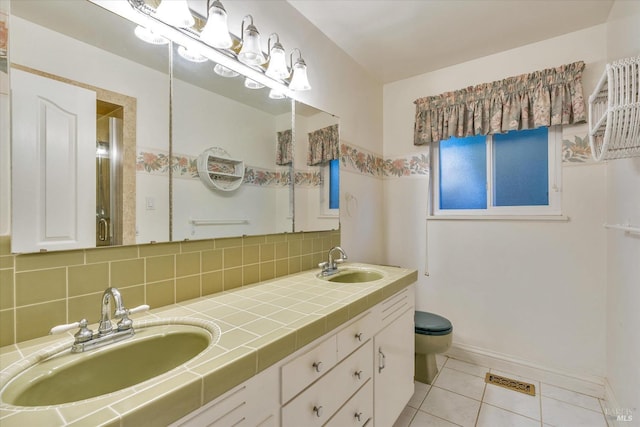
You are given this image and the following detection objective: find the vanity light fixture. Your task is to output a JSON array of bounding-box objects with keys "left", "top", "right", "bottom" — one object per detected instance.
[
  {"left": 244, "top": 78, "right": 265, "bottom": 90},
  {"left": 213, "top": 63, "right": 240, "bottom": 78},
  {"left": 125, "top": 0, "right": 309, "bottom": 96},
  {"left": 134, "top": 25, "right": 169, "bottom": 45},
  {"left": 288, "top": 48, "right": 311, "bottom": 91},
  {"left": 265, "top": 33, "right": 289, "bottom": 81},
  {"left": 177, "top": 45, "right": 208, "bottom": 63},
  {"left": 154, "top": 0, "right": 194, "bottom": 28},
  {"left": 237, "top": 15, "right": 266, "bottom": 66},
  {"left": 199, "top": 0, "right": 233, "bottom": 49}
]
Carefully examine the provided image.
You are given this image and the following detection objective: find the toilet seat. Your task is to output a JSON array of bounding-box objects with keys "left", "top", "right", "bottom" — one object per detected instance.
[{"left": 415, "top": 311, "right": 452, "bottom": 336}]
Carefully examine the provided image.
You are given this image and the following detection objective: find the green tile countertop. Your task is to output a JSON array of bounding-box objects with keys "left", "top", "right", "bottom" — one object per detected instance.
[{"left": 0, "top": 263, "right": 417, "bottom": 426}]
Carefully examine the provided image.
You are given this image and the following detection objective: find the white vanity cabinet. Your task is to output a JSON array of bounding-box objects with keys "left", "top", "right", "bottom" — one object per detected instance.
[{"left": 172, "top": 284, "right": 415, "bottom": 427}]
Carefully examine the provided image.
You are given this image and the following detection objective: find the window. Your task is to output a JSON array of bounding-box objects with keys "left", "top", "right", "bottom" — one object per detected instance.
[
  {"left": 433, "top": 126, "right": 561, "bottom": 216},
  {"left": 319, "top": 159, "right": 339, "bottom": 216},
  {"left": 329, "top": 159, "right": 339, "bottom": 209}
]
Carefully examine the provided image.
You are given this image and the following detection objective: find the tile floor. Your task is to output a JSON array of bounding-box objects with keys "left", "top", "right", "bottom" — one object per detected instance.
[{"left": 393, "top": 355, "right": 611, "bottom": 427}]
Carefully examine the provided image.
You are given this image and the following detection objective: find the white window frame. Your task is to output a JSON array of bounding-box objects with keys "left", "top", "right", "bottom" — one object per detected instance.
[{"left": 432, "top": 126, "right": 562, "bottom": 217}]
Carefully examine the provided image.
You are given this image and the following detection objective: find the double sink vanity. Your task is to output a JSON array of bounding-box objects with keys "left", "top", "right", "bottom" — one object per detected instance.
[{"left": 0, "top": 263, "right": 417, "bottom": 426}]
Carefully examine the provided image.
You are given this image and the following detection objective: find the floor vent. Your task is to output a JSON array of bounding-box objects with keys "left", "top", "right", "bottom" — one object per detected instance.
[{"left": 485, "top": 373, "right": 536, "bottom": 396}]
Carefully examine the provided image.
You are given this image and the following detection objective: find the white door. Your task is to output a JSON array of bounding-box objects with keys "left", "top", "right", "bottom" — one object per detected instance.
[
  {"left": 374, "top": 308, "right": 415, "bottom": 427},
  {"left": 11, "top": 69, "right": 96, "bottom": 252}
]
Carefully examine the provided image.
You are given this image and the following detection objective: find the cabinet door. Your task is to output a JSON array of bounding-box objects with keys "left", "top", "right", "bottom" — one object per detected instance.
[{"left": 374, "top": 308, "right": 414, "bottom": 427}]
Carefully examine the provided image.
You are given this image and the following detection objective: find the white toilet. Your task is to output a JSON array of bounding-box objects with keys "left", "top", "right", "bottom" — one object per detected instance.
[{"left": 414, "top": 311, "right": 453, "bottom": 384}]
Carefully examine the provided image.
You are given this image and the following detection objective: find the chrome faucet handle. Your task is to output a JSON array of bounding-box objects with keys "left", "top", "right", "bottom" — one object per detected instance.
[
  {"left": 50, "top": 321, "right": 81, "bottom": 335},
  {"left": 318, "top": 261, "right": 329, "bottom": 270},
  {"left": 117, "top": 304, "right": 150, "bottom": 331},
  {"left": 50, "top": 319, "right": 93, "bottom": 344},
  {"left": 74, "top": 319, "right": 93, "bottom": 343}
]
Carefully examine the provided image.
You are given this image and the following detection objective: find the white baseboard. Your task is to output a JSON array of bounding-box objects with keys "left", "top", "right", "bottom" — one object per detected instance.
[
  {"left": 603, "top": 379, "right": 629, "bottom": 427},
  {"left": 446, "top": 342, "right": 605, "bottom": 398}
]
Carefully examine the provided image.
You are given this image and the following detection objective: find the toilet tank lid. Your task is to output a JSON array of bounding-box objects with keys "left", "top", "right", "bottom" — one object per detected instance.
[{"left": 415, "top": 311, "right": 453, "bottom": 335}]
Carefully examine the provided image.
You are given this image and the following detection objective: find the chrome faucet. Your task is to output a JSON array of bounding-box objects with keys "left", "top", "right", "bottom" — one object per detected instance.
[
  {"left": 98, "top": 287, "right": 128, "bottom": 336},
  {"left": 319, "top": 246, "right": 348, "bottom": 276},
  {"left": 49, "top": 287, "right": 149, "bottom": 353}
]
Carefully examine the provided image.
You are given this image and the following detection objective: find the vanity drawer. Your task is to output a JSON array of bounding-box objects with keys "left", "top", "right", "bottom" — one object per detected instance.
[
  {"left": 336, "top": 311, "right": 374, "bottom": 360},
  {"left": 281, "top": 340, "right": 372, "bottom": 427},
  {"left": 325, "top": 380, "right": 373, "bottom": 427},
  {"left": 281, "top": 335, "right": 338, "bottom": 403}
]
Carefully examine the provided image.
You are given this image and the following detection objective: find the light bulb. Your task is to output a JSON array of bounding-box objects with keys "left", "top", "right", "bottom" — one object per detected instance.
[
  {"left": 200, "top": 0, "right": 233, "bottom": 48},
  {"left": 244, "top": 78, "right": 265, "bottom": 90},
  {"left": 266, "top": 43, "right": 289, "bottom": 81},
  {"left": 155, "top": 0, "right": 194, "bottom": 28},
  {"left": 134, "top": 25, "right": 169, "bottom": 45},
  {"left": 178, "top": 45, "right": 208, "bottom": 63},
  {"left": 214, "top": 64, "right": 239, "bottom": 78},
  {"left": 289, "top": 58, "right": 311, "bottom": 91},
  {"left": 238, "top": 17, "right": 266, "bottom": 66},
  {"left": 269, "top": 89, "right": 286, "bottom": 99}
]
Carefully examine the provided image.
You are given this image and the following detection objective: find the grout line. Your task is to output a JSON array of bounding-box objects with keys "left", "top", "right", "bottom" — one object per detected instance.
[
  {"left": 543, "top": 394, "right": 607, "bottom": 414},
  {"left": 474, "top": 380, "right": 487, "bottom": 427},
  {"left": 540, "top": 381, "right": 545, "bottom": 426}
]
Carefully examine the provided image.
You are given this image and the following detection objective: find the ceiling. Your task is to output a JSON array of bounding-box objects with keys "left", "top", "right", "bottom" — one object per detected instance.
[{"left": 287, "top": 0, "right": 614, "bottom": 83}]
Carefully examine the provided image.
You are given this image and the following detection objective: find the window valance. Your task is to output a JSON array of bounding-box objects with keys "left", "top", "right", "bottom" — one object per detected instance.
[
  {"left": 307, "top": 124, "right": 340, "bottom": 166},
  {"left": 414, "top": 61, "right": 586, "bottom": 146},
  {"left": 276, "top": 129, "right": 292, "bottom": 165}
]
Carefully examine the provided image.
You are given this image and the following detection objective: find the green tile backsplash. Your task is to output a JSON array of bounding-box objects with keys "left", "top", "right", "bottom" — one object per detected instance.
[{"left": 0, "top": 231, "right": 340, "bottom": 347}]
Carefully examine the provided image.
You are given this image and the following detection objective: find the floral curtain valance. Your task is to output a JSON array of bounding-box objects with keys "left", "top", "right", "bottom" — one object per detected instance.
[
  {"left": 276, "top": 129, "right": 292, "bottom": 165},
  {"left": 414, "top": 61, "right": 586, "bottom": 145},
  {"left": 307, "top": 124, "right": 340, "bottom": 166}
]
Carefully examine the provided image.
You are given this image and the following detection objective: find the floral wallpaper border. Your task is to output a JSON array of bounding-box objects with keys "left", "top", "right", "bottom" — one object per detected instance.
[
  {"left": 340, "top": 143, "right": 429, "bottom": 178},
  {"left": 340, "top": 130, "right": 593, "bottom": 179},
  {"left": 136, "top": 149, "right": 321, "bottom": 187},
  {"left": 136, "top": 130, "right": 593, "bottom": 185}
]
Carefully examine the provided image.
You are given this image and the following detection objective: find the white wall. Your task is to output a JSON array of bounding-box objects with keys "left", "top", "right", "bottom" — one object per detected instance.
[
  {"left": 604, "top": 1, "right": 640, "bottom": 421},
  {"left": 383, "top": 25, "right": 609, "bottom": 385}
]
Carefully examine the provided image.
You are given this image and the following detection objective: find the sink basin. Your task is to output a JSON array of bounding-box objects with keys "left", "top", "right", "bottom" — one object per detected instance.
[
  {"left": 320, "top": 268, "right": 385, "bottom": 283},
  {"left": 1, "top": 319, "right": 219, "bottom": 407}
]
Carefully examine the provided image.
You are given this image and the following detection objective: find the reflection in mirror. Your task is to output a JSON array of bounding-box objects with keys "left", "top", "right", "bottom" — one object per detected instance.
[
  {"left": 293, "top": 103, "right": 340, "bottom": 232},
  {"left": 171, "top": 41, "right": 293, "bottom": 240},
  {"left": 8, "top": 0, "right": 170, "bottom": 252}
]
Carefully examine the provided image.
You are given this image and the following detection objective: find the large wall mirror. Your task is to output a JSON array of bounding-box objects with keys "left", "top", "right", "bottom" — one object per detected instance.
[
  {"left": 8, "top": 0, "right": 170, "bottom": 252},
  {"left": 170, "top": 43, "right": 293, "bottom": 240},
  {"left": 5, "top": 0, "right": 337, "bottom": 254}
]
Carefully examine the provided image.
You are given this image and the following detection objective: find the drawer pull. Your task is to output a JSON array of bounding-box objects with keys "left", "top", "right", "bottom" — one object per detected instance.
[
  {"left": 355, "top": 332, "right": 363, "bottom": 342},
  {"left": 355, "top": 411, "right": 363, "bottom": 421},
  {"left": 313, "top": 405, "right": 323, "bottom": 417},
  {"left": 354, "top": 370, "right": 362, "bottom": 379},
  {"left": 312, "top": 361, "right": 323, "bottom": 373},
  {"left": 378, "top": 348, "right": 386, "bottom": 373}
]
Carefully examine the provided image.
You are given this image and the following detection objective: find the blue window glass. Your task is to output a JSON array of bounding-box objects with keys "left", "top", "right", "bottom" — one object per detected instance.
[
  {"left": 439, "top": 135, "right": 487, "bottom": 209},
  {"left": 493, "top": 127, "right": 548, "bottom": 206},
  {"left": 329, "top": 159, "right": 339, "bottom": 209}
]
